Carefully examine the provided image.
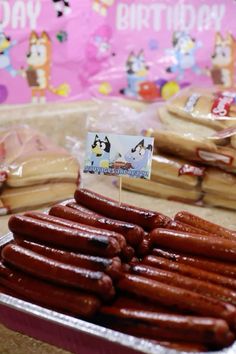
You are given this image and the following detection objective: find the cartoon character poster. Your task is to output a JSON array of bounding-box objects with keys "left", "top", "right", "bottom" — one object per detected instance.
[
  {"left": 0, "top": 0, "right": 236, "bottom": 105},
  {"left": 22, "top": 31, "right": 69, "bottom": 103},
  {"left": 84, "top": 133, "right": 154, "bottom": 179},
  {"left": 207, "top": 32, "right": 236, "bottom": 88}
]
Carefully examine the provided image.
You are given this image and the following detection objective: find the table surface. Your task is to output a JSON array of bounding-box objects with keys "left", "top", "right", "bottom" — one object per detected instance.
[{"left": 0, "top": 323, "right": 72, "bottom": 354}]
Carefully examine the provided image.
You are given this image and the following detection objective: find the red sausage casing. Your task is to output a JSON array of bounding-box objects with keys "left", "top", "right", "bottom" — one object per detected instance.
[
  {"left": 150, "top": 228, "right": 236, "bottom": 262},
  {"left": 174, "top": 211, "right": 236, "bottom": 240},
  {"left": 132, "top": 264, "right": 236, "bottom": 305},
  {"left": 74, "top": 188, "right": 170, "bottom": 230},
  {"left": 9, "top": 215, "right": 121, "bottom": 257},
  {"left": 152, "top": 249, "right": 236, "bottom": 279},
  {"left": 143, "top": 255, "right": 236, "bottom": 291},
  {"left": 25, "top": 211, "right": 127, "bottom": 251},
  {"left": 66, "top": 202, "right": 97, "bottom": 215},
  {"left": 49, "top": 204, "right": 144, "bottom": 248},
  {"left": 118, "top": 274, "right": 236, "bottom": 328},
  {"left": 2, "top": 243, "right": 115, "bottom": 300},
  {"left": 15, "top": 237, "right": 122, "bottom": 279},
  {"left": 0, "top": 262, "right": 101, "bottom": 317},
  {"left": 166, "top": 220, "right": 211, "bottom": 236},
  {"left": 100, "top": 306, "right": 234, "bottom": 346}
]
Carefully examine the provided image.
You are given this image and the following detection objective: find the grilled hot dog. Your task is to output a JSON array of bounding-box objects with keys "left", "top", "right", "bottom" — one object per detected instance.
[
  {"left": 143, "top": 255, "right": 236, "bottom": 291},
  {"left": 14, "top": 238, "right": 122, "bottom": 279},
  {"left": 100, "top": 306, "right": 234, "bottom": 346},
  {"left": 0, "top": 262, "right": 101, "bottom": 317},
  {"left": 74, "top": 188, "right": 170, "bottom": 230},
  {"left": 175, "top": 211, "right": 236, "bottom": 240},
  {"left": 166, "top": 220, "right": 211, "bottom": 236},
  {"left": 132, "top": 264, "right": 236, "bottom": 305},
  {"left": 25, "top": 211, "right": 127, "bottom": 251},
  {"left": 2, "top": 243, "right": 115, "bottom": 300},
  {"left": 118, "top": 274, "right": 236, "bottom": 328},
  {"left": 152, "top": 249, "right": 236, "bottom": 279},
  {"left": 9, "top": 215, "right": 121, "bottom": 257},
  {"left": 150, "top": 228, "right": 236, "bottom": 262},
  {"left": 50, "top": 204, "right": 144, "bottom": 248}
]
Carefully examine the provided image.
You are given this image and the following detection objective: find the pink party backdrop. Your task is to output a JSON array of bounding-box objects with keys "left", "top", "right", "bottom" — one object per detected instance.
[{"left": 0, "top": 0, "right": 235, "bottom": 104}]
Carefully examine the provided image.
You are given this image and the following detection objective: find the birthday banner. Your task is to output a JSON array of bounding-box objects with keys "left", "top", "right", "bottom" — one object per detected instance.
[{"left": 0, "top": 0, "right": 235, "bottom": 104}]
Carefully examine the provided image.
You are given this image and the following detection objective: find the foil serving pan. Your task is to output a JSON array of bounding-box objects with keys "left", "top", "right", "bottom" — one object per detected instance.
[{"left": 0, "top": 233, "right": 236, "bottom": 354}]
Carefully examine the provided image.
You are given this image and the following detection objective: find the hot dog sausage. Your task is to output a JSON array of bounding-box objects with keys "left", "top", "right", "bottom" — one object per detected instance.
[
  {"left": 121, "top": 245, "right": 135, "bottom": 262},
  {"left": 175, "top": 211, "right": 236, "bottom": 240},
  {"left": 49, "top": 204, "right": 144, "bottom": 248},
  {"left": 117, "top": 274, "right": 236, "bottom": 328},
  {"left": 2, "top": 243, "right": 115, "bottom": 300},
  {"left": 100, "top": 306, "right": 234, "bottom": 347},
  {"left": 111, "top": 295, "right": 176, "bottom": 313},
  {"left": 132, "top": 264, "right": 236, "bottom": 305},
  {"left": 129, "top": 257, "right": 139, "bottom": 266},
  {"left": 150, "top": 228, "right": 236, "bottom": 262},
  {"left": 136, "top": 236, "right": 151, "bottom": 257},
  {"left": 166, "top": 220, "right": 211, "bottom": 236},
  {"left": 143, "top": 255, "right": 236, "bottom": 291},
  {"left": 74, "top": 188, "right": 170, "bottom": 230},
  {"left": 14, "top": 238, "right": 122, "bottom": 279},
  {"left": 66, "top": 202, "right": 97, "bottom": 215},
  {"left": 0, "top": 262, "right": 100, "bottom": 317},
  {"left": 9, "top": 215, "right": 121, "bottom": 257},
  {"left": 25, "top": 211, "right": 127, "bottom": 251},
  {"left": 100, "top": 318, "right": 209, "bottom": 352},
  {"left": 121, "top": 263, "right": 131, "bottom": 273},
  {"left": 152, "top": 249, "right": 236, "bottom": 279},
  {"left": 66, "top": 202, "right": 148, "bottom": 244}
]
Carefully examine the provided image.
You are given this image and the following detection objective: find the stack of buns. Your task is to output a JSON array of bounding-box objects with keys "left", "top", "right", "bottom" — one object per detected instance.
[
  {"left": 122, "top": 88, "right": 236, "bottom": 210},
  {"left": 0, "top": 126, "right": 79, "bottom": 214}
]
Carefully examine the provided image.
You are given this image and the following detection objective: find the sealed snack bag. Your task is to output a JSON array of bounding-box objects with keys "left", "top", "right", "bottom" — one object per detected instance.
[
  {"left": 1, "top": 0, "right": 236, "bottom": 104},
  {"left": 0, "top": 126, "right": 80, "bottom": 214}
]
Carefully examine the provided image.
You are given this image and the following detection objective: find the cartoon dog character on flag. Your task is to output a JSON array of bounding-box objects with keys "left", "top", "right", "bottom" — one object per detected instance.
[
  {"left": 125, "top": 139, "right": 152, "bottom": 170},
  {"left": 90, "top": 134, "right": 111, "bottom": 168}
]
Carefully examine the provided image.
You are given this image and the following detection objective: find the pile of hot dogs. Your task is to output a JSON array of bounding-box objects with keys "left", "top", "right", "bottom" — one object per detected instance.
[{"left": 1, "top": 188, "right": 236, "bottom": 352}]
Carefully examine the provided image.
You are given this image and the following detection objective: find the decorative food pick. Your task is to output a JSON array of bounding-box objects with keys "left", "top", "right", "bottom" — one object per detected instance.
[{"left": 83, "top": 133, "right": 154, "bottom": 205}]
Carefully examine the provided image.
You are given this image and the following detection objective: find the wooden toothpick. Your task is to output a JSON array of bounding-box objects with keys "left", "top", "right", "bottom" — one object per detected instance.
[{"left": 119, "top": 176, "right": 122, "bottom": 206}]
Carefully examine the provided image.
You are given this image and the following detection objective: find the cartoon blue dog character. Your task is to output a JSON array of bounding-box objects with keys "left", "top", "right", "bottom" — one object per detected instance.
[
  {"left": 125, "top": 139, "right": 152, "bottom": 170},
  {"left": 166, "top": 31, "right": 201, "bottom": 80},
  {"left": 90, "top": 134, "right": 111, "bottom": 168},
  {"left": 0, "top": 26, "right": 18, "bottom": 77},
  {"left": 120, "top": 50, "right": 149, "bottom": 97}
]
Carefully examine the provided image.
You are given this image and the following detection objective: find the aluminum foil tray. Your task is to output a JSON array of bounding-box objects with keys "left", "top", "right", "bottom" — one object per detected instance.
[{"left": 0, "top": 233, "right": 235, "bottom": 354}]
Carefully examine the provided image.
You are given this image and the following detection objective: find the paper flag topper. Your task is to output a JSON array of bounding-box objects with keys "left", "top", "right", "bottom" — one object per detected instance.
[{"left": 84, "top": 132, "right": 154, "bottom": 179}]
